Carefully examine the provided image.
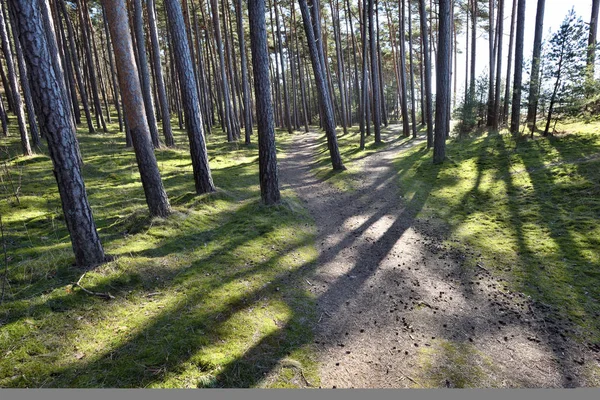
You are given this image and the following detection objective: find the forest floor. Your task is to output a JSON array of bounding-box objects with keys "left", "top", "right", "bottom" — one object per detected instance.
[
  {"left": 1, "top": 117, "right": 599, "bottom": 388},
  {"left": 279, "top": 124, "right": 600, "bottom": 387}
]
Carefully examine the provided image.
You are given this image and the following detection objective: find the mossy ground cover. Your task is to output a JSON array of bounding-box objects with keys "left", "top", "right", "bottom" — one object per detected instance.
[
  {"left": 0, "top": 116, "right": 319, "bottom": 388},
  {"left": 317, "top": 121, "right": 600, "bottom": 343}
]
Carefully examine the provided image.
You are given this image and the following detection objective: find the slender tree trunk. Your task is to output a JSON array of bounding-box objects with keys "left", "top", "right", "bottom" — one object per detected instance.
[
  {"left": 274, "top": 0, "right": 293, "bottom": 134},
  {"left": 248, "top": 0, "right": 281, "bottom": 204},
  {"left": 10, "top": 0, "right": 105, "bottom": 266},
  {"left": 131, "top": 0, "right": 161, "bottom": 147},
  {"left": 164, "top": 0, "right": 215, "bottom": 194},
  {"left": 434, "top": 0, "right": 451, "bottom": 164},
  {"left": 588, "top": 0, "right": 600, "bottom": 77},
  {"left": 469, "top": 0, "right": 477, "bottom": 101},
  {"left": 298, "top": 0, "right": 345, "bottom": 170},
  {"left": 59, "top": 0, "right": 94, "bottom": 133},
  {"left": 211, "top": 0, "right": 237, "bottom": 141},
  {"left": 526, "top": 0, "right": 545, "bottom": 132},
  {"left": 419, "top": 0, "right": 433, "bottom": 148},
  {"left": 102, "top": 0, "right": 171, "bottom": 217},
  {"left": 399, "top": 0, "right": 409, "bottom": 137},
  {"left": 376, "top": 3, "right": 388, "bottom": 127},
  {"left": 510, "top": 0, "right": 526, "bottom": 135},
  {"left": 77, "top": 0, "right": 107, "bottom": 132},
  {"left": 493, "top": 0, "right": 504, "bottom": 130},
  {"left": 368, "top": 0, "right": 381, "bottom": 142},
  {"left": 7, "top": 3, "right": 40, "bottom": 147},
  {"left": 408, "top": 1, "right": 417, "bottom": 138},
  {"left": 486, "top": 0, "right": 496, "bottom": 126},
  {"left": 147, "top": 0, "right": 174, "bottom": 146},
  {"left": 503, "top": 0, "right": 517, "bottom": 123},
  {"left": 0, "top": 3, "right": 31, "bottom": 155},
  {"left": 235, "top": 0, "right": 253, "bottom": 144},
  {"left": 331, "top": 0, "right": 348, "bottom": 134},
  {"left": 101, "top": 6, "right": 123, "bottom": 132}
]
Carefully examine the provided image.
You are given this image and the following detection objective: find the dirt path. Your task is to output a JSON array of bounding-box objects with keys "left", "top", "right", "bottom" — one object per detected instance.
[{"left": 278, "top": 128, "right": 599, "bottom": 388}]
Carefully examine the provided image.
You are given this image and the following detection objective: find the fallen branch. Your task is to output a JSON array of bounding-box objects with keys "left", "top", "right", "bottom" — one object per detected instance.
[{"left": 73, "top": 272, "right": 115, "bottom": 300}]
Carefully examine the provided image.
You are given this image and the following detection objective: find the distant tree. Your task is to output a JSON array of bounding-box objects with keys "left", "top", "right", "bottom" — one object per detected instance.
[
  {"left": 248, "top": 0, "right": 281, "bottom": 204},
  {"left": 9, "top": 0, "right": 105, "bottom": 267},
  {"left": 543, "top": 10, "right": 588, "bottom": 137},
  {"left": 418, "top": 0, "right": 433, "bottom": 148}
]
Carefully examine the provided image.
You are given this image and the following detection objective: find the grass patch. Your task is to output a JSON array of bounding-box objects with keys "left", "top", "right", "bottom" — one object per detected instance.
[
  {"left": 392, "top": 124, "right": 600, "bottom": 341},
  {"left": 0, "top": 116, "right": 319, "bottom": 388}
]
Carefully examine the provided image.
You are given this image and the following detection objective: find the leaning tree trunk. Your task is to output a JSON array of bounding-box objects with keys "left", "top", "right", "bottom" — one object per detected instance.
[
  {"left": 510, "top": 0, "right": 526, "bottom": 136},
  {"left": 248, "top": 0, "right": 281, "bottom": 205},
  {"left": 9, "top": 0, "right": 105, "bottom": 267},
  {"left": 0, "top": 3, "right": 31, "bottom": 155},
  {"left": 298, "top": 0, "right": 345, "bottom": 170},
  {"left": 434, "top": 0, "right": 451, "bottom": 164},
  {"left": 102, "top": 0, "right": 171, "bottom": 218},
  {"left": 164, "top": 0, "right": 215, "bottom": 194}
]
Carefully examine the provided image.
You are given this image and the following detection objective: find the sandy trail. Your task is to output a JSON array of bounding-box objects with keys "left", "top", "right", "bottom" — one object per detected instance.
[{"left": 278, "top": 128, "right": 598, "bottom": 388}]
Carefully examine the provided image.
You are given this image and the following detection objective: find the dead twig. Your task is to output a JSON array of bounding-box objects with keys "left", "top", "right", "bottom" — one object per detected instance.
[{"left": 73, "top": 272, "right": 115, "bottom": 300}]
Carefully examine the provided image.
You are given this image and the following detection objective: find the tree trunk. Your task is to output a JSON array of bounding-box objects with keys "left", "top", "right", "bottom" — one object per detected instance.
[
  {"left": 469, "top": 0, "right": 477, "bottom": 101},
  {"left": 486, "top": 0, "right": 496, "bottom": 126},
  {"left": 131, "top": 0, "right": 161, "bottom": 147},
  {"left": 493, "top": 0, "right": 504, "bottom": 130},
  {"left": 298, "top": 0, "right": 345, "bottom": 170},
  {"left": 0, "top": 3, "right": 31, "bottom": 155},
  {"left": 588, "top": 0, "right": 600, "bottom": 77},
  {"left": 503, "top": 0, "right": 517, "bottom": 123},
  {"left": 526, "top": 0, "right": 545, "bottom": 131},
  {"left": 102, "top": 0, "right": 171, "bottom": 217},
  {"left": 248, "top": 0, "right": 281, "bottom": 205},
  {"left": 164, "top": 0, "right": 215, "bottom": 194},
  {"left": 408, "top": 1, "right": 417, "bottom": 138},
  {"left": 418, "top": 0, "right": 433, "bottom": 148},
  {"left": 368, "top": 0, "right": 381, "bottom": 142},
  {"left": 510, "top": 0, "right": 526, "bottom": 136},
  {"left": 235, "top": 0, "right": 253, "bottom": 144},
  {"left": 399, "top": 0, "right": 409, "bottom": 137},
  {"left": 77, "top": 0, "right": 106, "bottom": 132},
  {"left": 101, "top": 5, "right": 123, "bottom": 132},
  {"left": 146, "top": 0, "right": 174, "bottom": 146},
  {"left": 58, "top": 0, "right": 94, "bottom": 133},
  {"left": 7, "top": 2, "right": 40, "bottom": 147},
  {"left": 434, "top": 0, "right": 451, "bottom": 164},
  {"left": 210, "top": 0, "right": 237, "bottom": 141},
  {"left": 9, "top": 0, "right": 105, "bottom": 267}
]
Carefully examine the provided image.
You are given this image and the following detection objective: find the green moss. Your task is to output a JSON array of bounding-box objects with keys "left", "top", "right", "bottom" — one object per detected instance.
[
  {"left": 417, "top": 340, "right": 501, "bottom": 388},
  {"left": 0, "top": 117, "right": 319, "bottom": 388}
]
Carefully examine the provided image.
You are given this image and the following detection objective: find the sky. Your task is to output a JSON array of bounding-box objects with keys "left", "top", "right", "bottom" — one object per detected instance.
[{"left": 453, "top": 0, "right": 595, "bottom": 96}]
